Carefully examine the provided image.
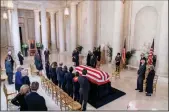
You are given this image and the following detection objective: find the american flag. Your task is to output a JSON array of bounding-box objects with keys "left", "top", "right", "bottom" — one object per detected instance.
[
  {"left": 122, "top": 39, "right": 126, "bottom": 64},
  {"left": 147, "top": 39, "right": 154, "bottom": 65}
]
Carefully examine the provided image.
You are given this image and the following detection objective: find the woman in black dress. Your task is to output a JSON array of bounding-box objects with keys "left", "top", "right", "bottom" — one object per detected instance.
[
  {"left": 18, "top": 51, "right": 24, "bottom": 65},
  {"left": 21, "top": 69, "right": 30, "bottom": 87},
  {"left": 11, "top": 85, "right": 30, "bottom": 111},
  {"left": 146, "top": 65, "right": 155, "bottom": 96},
  {"left": 34, "top": 52, "right": 43, "bottom": 75}
]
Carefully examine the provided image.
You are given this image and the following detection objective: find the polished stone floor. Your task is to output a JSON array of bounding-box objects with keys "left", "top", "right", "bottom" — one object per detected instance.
[{"left": 1, "top": 52, "right": 168, "bottom": 110}]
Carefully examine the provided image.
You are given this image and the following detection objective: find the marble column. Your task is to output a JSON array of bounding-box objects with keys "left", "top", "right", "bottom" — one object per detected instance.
[
  {"left": 70, "top": 3, "right": 77, "bottom": 52},
  {"left": 50, "top": 11, "right": 57, "bottom": 50},
  {"left": 58, "top": 10, "right": 65, "bottom": 52},
  {"left": 112, "top": 1, "right": 124, "bottom": 60},
  {"left": 34, "top": 10, "right": 41, "bottom": 43},
  {"left": 7, "top": 9, "right": 12, "bottom": 46},
  {"left": 56, "top": 13, "right": 59, "bottom": 49},
  {"left": 11, "top": 3, "right": 21, "bottom": 56},
  {"left": 156, "top": 1, "right": 168, "bottom": 77},
  {"left": 86, "top": 1, "right": 95, "bottom": 52},
  {"left": 41, "top": 4, "right": 48, "bottom": 49}
]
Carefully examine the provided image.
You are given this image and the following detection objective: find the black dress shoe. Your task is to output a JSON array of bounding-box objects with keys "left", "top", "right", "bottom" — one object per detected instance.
[
  {"left": 135, "top": 88, "right": 139, "bottom": 90},
  {"left": 146, "top": 93, "right": 151, "bottom": 96},
  {"left": 139, "top": 90, "right": 143, "bottom": 92}
]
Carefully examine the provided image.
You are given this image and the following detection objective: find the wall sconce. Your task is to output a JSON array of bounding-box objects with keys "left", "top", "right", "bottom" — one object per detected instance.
[{"left": 3, "top": 12, "right": 8, "bottom": 19}]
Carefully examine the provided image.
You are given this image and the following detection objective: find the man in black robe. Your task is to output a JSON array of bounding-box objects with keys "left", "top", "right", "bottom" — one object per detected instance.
[
  {"left": 17, "top": 51, "right": 24, "bottom": 65},
  {"left": 72, "top": 49, "right": 79, "bottom": 66},
  {"left": 44, "top": 48, "right": 50, "bottom": 62},
  {"left": 135, "top": 59, "right": 146, "bottom": 92},
  {"left": 90, "top": 53, "right": 97, "bottom": 68},
  {"left": 86, "top": 51, "right": 92, "bottom": 66}
]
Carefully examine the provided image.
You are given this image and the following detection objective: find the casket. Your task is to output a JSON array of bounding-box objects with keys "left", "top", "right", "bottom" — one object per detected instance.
[
  {"left": 75, "top": 65, "right": 110, "bottom": 85},
  {"left": 75, "top": 65, "right": 112, "bottom": 104}
]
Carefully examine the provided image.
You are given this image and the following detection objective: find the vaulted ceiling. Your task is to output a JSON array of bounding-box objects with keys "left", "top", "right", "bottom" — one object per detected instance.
[{"left": 1, "top": 0, "right": 81, "bottom": 12}]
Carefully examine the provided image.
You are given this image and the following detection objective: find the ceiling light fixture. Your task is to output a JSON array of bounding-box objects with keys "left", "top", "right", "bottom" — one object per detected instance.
[
  {"left": 3, "top": 12, "right": 8, "bottom": 19},
  {"left": 2, "top": 0, "right": 8, "bottom": 20},
  {"left": 64, "top": 0, "right": 69, "bottom": 16}
]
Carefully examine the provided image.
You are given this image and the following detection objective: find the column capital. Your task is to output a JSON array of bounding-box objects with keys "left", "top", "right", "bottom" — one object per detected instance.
[
  {"left": 70, "top": 2, "right": 78, "bottom": 6},
  {"left": 34, "top": 9, "right": 40, "bottom": 13},
  {"left": 58, "top": 8, "right": 64, "bottom": 12},
  {"left": 49, "top": 11, "right": 55, "bottom": 15}
]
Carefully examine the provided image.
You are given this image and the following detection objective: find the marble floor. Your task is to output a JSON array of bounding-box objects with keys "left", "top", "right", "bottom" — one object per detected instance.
[{"left": 1, "top": 52, "right": 168, "bottom": 110}]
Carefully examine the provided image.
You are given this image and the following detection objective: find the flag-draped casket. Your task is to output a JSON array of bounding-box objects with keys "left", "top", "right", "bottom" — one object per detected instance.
[
  {"left": 75, "top": 65, "right": 110, "bottom": 85},
  {"left": 75, "top": 65, "right": 112, "bottom": 104}
]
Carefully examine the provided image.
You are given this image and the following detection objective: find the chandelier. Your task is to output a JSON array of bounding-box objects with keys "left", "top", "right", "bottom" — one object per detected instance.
[
  {"left": 64, "top": 0, "right": 69, "bottom": 16},
  {"left": 2, "top": 0, "right": 8, "bottom": 20}
]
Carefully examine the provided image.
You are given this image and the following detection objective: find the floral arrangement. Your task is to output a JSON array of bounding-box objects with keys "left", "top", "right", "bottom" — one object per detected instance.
[
  {"left": 125, "top": 49, "right": 136, "bottom": 65},
  {"left": 22, "top": 43, "right": 28, "bottom": 49},
  {"left": 36, "top": 43, "right": 43, "bottom": 49}
]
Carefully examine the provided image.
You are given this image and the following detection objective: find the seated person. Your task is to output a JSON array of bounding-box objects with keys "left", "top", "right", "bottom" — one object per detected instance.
[{"left": 146, "top": 65, "right": 155, "bottom": 96}]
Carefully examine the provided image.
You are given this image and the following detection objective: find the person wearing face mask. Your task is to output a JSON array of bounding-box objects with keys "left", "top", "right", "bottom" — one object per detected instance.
[
  {"left": 115, "top": 53, "right": 121, "bottom": 72},
  {"left": 135, "top": 59, "right": 146, "bottom": 92},
  {"left": 7, "top": 51, "right": 14, "bottom": 69},
  {"left": 5, "top": 56, "right": 14, "bottom": 84},
  {"left": 139, "top": 53, "right": 146, "bottom": 67}
]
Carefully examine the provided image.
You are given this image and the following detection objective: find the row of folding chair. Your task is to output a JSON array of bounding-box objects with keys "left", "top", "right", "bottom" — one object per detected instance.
[{"left": 40, "top": 76, "right": 82, "bottom": 111}]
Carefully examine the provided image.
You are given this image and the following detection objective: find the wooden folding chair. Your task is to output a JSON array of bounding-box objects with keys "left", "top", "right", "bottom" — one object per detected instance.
[
  {"left": 68, "top": 101, "right": 82, "bottom": 111},
  {"left": 153, "top": 75, "right": 158, "bottom": 92},
  {"left": 3, "top": 84, "right": 17, "bottom": 110}
]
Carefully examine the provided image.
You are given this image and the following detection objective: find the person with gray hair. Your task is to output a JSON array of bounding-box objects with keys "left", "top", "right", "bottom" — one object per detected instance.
[
  {"left": 145, "top": 65, "right": 155, "bottom": 96},
  {"left": 135, "top": 59, "right": 146, "bottom": 92},
  {"left": 15, "top": 65, "right": 23, "bottom": 91},
  {"left": 25, "top": 81, "right": 47, "bottom": 111}
]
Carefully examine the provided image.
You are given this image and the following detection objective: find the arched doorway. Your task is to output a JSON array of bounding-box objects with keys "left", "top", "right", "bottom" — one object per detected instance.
[{"left": 131, "top": 6, "right": 158, "bottom": 67}]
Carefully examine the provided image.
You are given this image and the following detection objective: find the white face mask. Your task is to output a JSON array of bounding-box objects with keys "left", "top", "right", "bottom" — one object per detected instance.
[{"left": 8, "top": 51, "right": 12, "bottom": 55}]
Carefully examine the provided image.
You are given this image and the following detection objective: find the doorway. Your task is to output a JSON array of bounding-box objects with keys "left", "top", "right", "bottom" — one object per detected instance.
[{"left": 19, "top": 27, "right": 23, "bottom": 51}]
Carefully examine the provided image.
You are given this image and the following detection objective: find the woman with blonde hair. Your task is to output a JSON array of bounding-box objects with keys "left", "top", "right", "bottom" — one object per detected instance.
[{"left": 11, "top": 85, "right": 30, "bottom": 111}]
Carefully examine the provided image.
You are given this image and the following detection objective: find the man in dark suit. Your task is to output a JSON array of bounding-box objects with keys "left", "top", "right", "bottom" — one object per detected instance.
[
  {"left": 90, "top": 53, "right": 97, "bottom": 68},
  {"left": 135, "top": 59, "right": 146, "bottom": 92},
  {"left": 25, "top": 82, "right": 47, "bottom": 111},
  {"left": 64, "top": 67, "right": 73, "bottom": 97},
  {"left": 78, "top": 69, "right": 90, "bottom": 111},
  {"left": 44, "top": 48, "right": 50, "bottom": 62}
]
